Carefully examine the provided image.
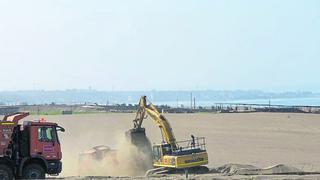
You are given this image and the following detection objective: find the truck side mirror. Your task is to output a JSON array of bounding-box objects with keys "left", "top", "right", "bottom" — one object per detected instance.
[{"left": 56, "top": 126, "right": 65, "bottom": 132}]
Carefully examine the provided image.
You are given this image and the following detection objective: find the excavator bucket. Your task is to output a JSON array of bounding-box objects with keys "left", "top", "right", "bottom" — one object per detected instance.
[
  {"left": 125, "top": 128, "right": 151, "bottom": 150},
  {"left": 125, "top": 127, "right": 153, "bottom": 171}
]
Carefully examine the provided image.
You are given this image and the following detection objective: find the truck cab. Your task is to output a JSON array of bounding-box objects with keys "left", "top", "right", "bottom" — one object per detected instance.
[
  {"left": 0, "top": 112, "right": 65, "bottom": 179},
  {"left": 19, "top": 121, "right": 64, "bottom": 178}
]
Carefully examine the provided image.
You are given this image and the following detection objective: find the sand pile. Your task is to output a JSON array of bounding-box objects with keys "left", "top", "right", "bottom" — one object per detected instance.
[
  {"left": 259, "top": 164, "right": 304, "bottom": 175},
  {"left": 213, "top": 164, "right": 305, "bottom": 175},
  {"left": 213, "top": 164, "right": 258, "bottom": 174}
]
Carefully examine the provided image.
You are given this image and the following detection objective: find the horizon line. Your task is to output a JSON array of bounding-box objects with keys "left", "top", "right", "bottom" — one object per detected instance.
[{"left": 0, "top": 89, "right": 317, "bottom": 93}]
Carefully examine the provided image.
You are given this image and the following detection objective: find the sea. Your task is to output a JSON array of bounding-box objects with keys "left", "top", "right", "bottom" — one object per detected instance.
[{"left": 154, "top": 97, "right": 320, "bottom": 107}]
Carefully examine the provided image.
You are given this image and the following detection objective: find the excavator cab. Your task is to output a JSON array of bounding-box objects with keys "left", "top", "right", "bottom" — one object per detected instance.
[
  {"left": 161, "top": 144, "right": 173, "bottom": 155},
  {"left": 152, "top": 143, "right": 172, "bottom": 162},
  {"left": 152, "top": 145, "right": 162, "bottom": 162}
]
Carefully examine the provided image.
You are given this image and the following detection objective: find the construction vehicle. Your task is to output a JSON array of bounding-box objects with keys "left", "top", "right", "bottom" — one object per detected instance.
[
  {"left": 127, "top": 96, "right": 209, "bottom": 175},
  {"left": 78, "top": 145, "right": 118, "bottom": 175},
  {"left": 0, "top": 112, "right": 65, "bottom": 179}
]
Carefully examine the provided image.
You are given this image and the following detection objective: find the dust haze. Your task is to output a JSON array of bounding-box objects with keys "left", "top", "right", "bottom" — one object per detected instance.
[
  {"left": 23, "top": 113, "right": 320, "bottom": 178},
  {"left": 27, "top": 113, "right": 155, "bottom": 177},
  {"left": 77, "top": 133, "right": 153, "bottom": 176}
]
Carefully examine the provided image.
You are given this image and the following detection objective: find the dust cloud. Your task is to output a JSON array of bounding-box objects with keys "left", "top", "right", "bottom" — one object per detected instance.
[
  {"left": 77, "top": 133, "right": 153, "bottom": 177},
  {"left": 35, "top": 113, "right": 320, "bottom": 178}
]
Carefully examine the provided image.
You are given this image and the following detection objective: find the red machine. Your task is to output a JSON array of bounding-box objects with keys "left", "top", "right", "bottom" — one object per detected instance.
[{"left": 0, "top": 112, "right": 65, "bottom": 179}]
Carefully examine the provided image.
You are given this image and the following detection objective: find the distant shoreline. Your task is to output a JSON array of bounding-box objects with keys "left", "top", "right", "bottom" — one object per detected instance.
[
  {"left": 0, "top": 90, "right": 319, "bottom": 106},
  {"left": 1, "top": 102, "right": 319, "bottom": 115}
]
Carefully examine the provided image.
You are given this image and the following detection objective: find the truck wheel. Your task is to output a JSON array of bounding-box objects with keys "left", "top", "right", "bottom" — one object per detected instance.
[
  {"left": 0, "top": 164, "right": 13, "bottom": 180},
  {"left": 22, "top": 164, "right": 45, "bottom": 179}
]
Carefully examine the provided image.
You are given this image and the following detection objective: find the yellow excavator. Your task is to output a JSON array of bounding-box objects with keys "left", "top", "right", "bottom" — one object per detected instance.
[{"left": 126, "top": 96, "right": 209, "bottom": 175}]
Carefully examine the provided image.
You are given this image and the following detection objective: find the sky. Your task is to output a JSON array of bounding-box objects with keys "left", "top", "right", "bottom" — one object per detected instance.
[{"left": 0, "top": 0, "right": 319, "bottom": 91}]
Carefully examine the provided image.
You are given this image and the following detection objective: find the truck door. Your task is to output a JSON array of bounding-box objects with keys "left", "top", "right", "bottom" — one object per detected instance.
[{"left": 30, "top": 126, "right": 61, "bottom": 160}]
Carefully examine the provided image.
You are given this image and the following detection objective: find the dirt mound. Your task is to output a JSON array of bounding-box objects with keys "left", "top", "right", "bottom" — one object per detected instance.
[
  {"left": 214, "top": 164, "right": 304, "bottom": 175},
  {"left": 259, "top": 164, "right": 304, "bottom": 175},
  {"left": 212, "top": 164, "right": 259, "bottom": 174}
]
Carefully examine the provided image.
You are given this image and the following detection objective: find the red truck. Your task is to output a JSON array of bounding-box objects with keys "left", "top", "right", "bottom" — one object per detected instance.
[{"left": 0, "top": 112, "right": 65, "bottom": 179}]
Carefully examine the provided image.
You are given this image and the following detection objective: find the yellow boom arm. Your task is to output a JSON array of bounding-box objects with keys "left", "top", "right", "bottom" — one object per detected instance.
[{"left": 133, "top": 96, "right": 177, "bottom": 149}]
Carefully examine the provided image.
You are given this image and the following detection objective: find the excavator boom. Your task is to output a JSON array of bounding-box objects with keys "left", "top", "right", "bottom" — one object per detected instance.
[{"left": 132, "top": 96, "right": 177, "bottom": 148}]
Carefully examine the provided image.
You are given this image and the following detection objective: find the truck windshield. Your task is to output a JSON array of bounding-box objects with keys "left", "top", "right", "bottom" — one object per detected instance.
[{"left": 38, "top": 127, "right": 55, "bottom": 142}]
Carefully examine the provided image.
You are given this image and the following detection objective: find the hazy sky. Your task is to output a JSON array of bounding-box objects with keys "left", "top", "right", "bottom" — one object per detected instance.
[{"left": 0, "top": 0, "right": 319, "bottom": 91}]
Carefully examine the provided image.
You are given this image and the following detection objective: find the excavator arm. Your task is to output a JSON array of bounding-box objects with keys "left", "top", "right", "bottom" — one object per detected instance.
[{"left": 133, "top": 96, "right": 177, "bottom": 149}]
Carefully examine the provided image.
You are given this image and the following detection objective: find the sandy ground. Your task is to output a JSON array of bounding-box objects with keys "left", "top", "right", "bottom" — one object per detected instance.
[
  {"left": 23, "top": 112, "right": 320, "bottom": 179},
  {"left": 47, "top": 174, "right": 320, "bottom": 180}
]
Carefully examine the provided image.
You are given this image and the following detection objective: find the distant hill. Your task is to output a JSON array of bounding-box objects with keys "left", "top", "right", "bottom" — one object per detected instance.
[{"left": 0, "top": 90, "right": 318, "bottom": 105}]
